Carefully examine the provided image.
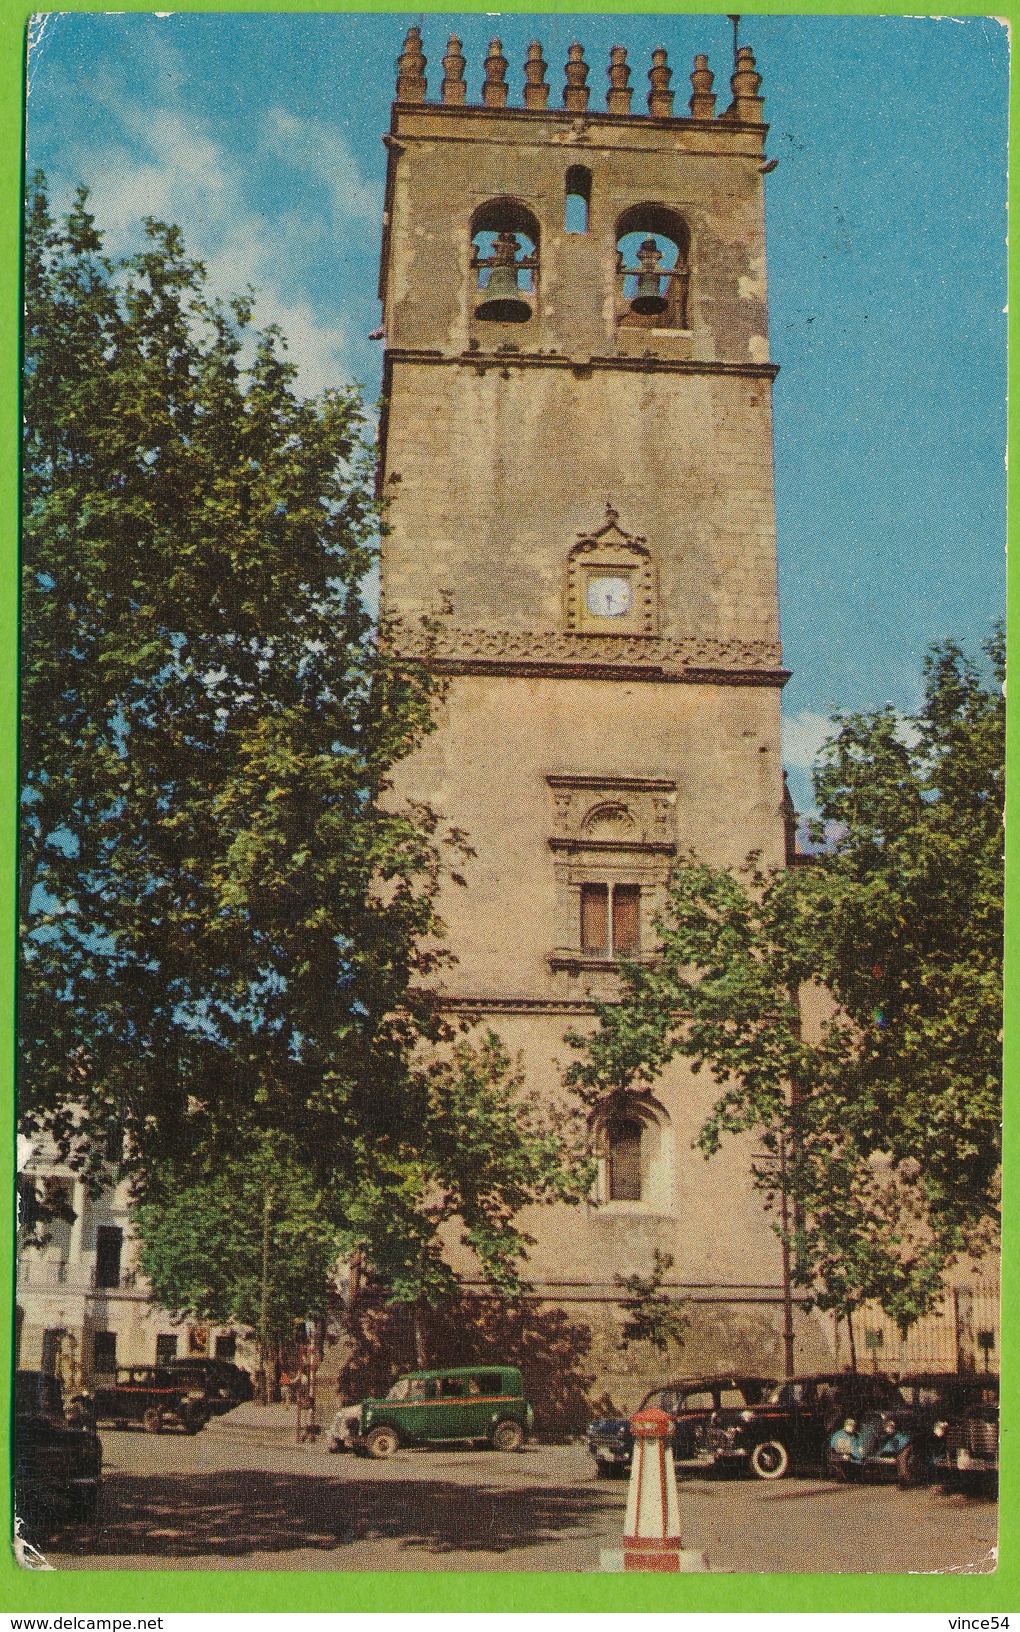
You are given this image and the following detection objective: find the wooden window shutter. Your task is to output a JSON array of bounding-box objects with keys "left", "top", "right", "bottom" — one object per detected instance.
[
  {"left": 607, "top": 1117, "right": 642, "bottom": 1201},
  {"left": 612, "top": 884, "right": 640, "bottom": 954},
  {"left": 580, "top": 883, "right": 609, "bottom": 952}
]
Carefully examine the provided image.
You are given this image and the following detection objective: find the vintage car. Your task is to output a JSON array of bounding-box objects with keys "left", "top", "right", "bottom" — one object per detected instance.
[
  {"left": 330, "top": 1365, "right": 533, "bottom": 1459},
  {"left": 586, "top": 1375, "right": 777, "bottom": 1478},
  {"left": 92, "top": 1364, "right": 211, "bottom": 1434},
  {"left": 167, "top": 1357, "right": 254, "bottom": 1414},
  {"left": 15, "top": 1370, "right": 103, "bottom": 1538},
  {"left": 827, "top": 1371, "right": 998, "bottom": 1487},
  {"left": 703, "top": 1371, "right": 902, "bottom": 1480},
  {"left": 930, "top": 1374, "right": 999, "bottom": 1489}
]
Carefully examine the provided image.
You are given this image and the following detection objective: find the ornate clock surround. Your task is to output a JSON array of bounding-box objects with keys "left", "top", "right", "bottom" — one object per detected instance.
[{"left": 565, "top": 503, "right": 657, "bottom": 636}]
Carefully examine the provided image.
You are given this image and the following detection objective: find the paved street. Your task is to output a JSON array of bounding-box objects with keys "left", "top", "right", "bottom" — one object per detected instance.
[{"left": 44, "top": 1404, "right": 997, "bottom": 1574}]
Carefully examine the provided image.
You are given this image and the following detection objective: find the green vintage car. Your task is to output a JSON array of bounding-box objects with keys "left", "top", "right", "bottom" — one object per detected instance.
[{"left": 347, "top": 1366, "right": 533, "bottom": 1459}]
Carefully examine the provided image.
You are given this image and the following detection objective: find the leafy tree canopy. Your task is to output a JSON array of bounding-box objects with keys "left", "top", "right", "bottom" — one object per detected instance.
[
  {"left": 21, "top": 180, "right": 592, "bottom": 1337},
  {"left": 567, "top": 634, "right": 1003, "bottom": 1332},
  {"left": 20, "top": 174, "right": 457, "bottom": 1195}
]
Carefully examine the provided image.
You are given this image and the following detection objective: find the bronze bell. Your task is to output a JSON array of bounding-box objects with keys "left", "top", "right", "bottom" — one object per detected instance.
[
  {"left": 475, "top": 231, "right": 532, "bottom": 323},
  {"left": 630, "top": 236, "right": 668, "bottom": 316}
]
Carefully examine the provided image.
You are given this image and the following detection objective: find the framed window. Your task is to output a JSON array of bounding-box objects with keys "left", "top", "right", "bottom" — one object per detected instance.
[
  {"left": 606, "top": 1116, "right": 643, "bottom": 1201},
  {"left": 580, "top": 882, "right": 640, "bottom": 956},
  {"left": 95, "top": 1225, "right": 123, "bottom": 1289},
  {"left": 93, "top": 1330, "right": 117, "bottom": 1374},
  {"left": 214, "top": 1332, "right": 236, "bottom": 1361}
]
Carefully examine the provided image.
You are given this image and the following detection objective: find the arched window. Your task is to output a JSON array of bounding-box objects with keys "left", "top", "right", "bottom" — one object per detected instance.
[
  {"left": 593, "top": 1096, "right": 673, "bottom": 1210},
  {"left": 470, "top": 198, "right": 540, "bottom": 324},
  {"left": 615, "top": 204, "right": 690, "bottom": 331},
  {"left": 565, "top": 165, "right": 591, "bottom": 234},
  {"left": 606, "top": 1116, "right": 643, "bottom": 1201}
]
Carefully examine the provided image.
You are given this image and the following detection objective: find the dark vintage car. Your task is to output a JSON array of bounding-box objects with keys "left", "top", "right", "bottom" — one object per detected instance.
[
  {"left": 827, "top": 1372, "right": 998, "bottom": 1487},
  {"left": 92, "top": 1364, "right": 211, "bottom": 1434},
  {"left": 166, "top": 1358, "right": 254, "bottom": 1415},
  {"left": 15, "top": 1370, "right": 103, "bottom": 1538},
  {"left": 930, "top": 1374, "right": 999, "bottom": 1488},
  {"left": 331, "top": 1366, "right": 533, "bottom": 1459},
  {"left": 587, "top": 1375, "right": 777, "bottom": 1478},
  {"left": 704, "top": 1371, "right": 902, "bottom": 1480}
]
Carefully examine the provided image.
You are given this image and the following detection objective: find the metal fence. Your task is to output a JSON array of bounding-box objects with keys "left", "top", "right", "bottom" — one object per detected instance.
[{"left": 838, "top": 1282, "right": 1000, "bottom": 1375}]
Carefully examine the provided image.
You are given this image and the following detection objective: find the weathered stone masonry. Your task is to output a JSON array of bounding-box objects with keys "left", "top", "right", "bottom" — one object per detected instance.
[{"left": 377, "top": 27, "right": 832, "bottom": 1397}]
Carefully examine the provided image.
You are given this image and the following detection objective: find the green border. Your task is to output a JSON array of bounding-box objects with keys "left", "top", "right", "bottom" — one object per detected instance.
[{"left": 0, "top": 0, "right": 1014, "bottom": 1613}]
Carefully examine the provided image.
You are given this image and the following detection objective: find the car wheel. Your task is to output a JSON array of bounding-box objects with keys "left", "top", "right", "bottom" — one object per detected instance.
[
  {"left": 896, "top": 1445, "right": 924, "bottom": 1489},
  {"left": 181, "top": 1409, "right": 206, "bottom": 1435},
  {"left": 825, "top": 1450, "right": 848, "bottom": 1482},
  {"left": 750, "top": 1439, "right": 790, "bottom": 1480},
  {"left": 492, "top": 1419, "right": 525, "bottom": 1452},
  {"left": 142, "top": 1407, "right": 163, "bottom": 1435},
  {"left": 328, "top": 1437, "right": 343, "bottom": 1454},
  {"left": 365, "top": 1425, "right": 399, "bottom": 1460}
]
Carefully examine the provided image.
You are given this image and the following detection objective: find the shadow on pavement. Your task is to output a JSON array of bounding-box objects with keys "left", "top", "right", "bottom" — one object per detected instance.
[{"left": 57, "top": 1470, "right": 615, "bottom": 1560}]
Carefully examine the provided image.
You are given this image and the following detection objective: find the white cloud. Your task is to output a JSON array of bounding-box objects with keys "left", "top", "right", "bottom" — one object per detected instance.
[
  {"left": 40, "top": 65, "right": 365, "bottom": 396},
  {"left": 780, "top": 710, "right": 833, "bottom": 772},
  {"left": 263, "top": 108, "right": 378, "bottom": 226}
]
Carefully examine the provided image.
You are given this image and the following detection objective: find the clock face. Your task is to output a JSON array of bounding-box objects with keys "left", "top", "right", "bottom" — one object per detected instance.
[{"left": 586, "top": 575, "right": 632, "bottom": 618}]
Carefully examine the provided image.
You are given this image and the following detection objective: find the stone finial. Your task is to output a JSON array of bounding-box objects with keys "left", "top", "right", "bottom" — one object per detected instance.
[
  {"left": 689, "top": 53, "right": 716, "bottom": 119},
  {"left": 563, "top": 42, "right": 590, "bottom": 114},
  {"left": 523, "top": 40, "right": 549, "bottom": 109},
  {"left": 441, "top": 35, "right": 467, "bottom": 105},
  {"left": 606, "top": 45, "right": 632, "bottom": 114},
  {"left": 647, "top": 47, "right": 674, "bottom": 117},
  {"left": 729, "top": 44, "right": 764, "bottom": 121},
  {"left": 483, "top": 38, "right": 509, "bottom": 108},
  {"left": 396, "top": 25, "right": 427, "bottom": 103}
]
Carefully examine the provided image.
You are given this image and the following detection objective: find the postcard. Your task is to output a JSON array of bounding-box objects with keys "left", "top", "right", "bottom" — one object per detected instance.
[{"left": 8, "top": 6, "right": 1010, "bottom": 1612}]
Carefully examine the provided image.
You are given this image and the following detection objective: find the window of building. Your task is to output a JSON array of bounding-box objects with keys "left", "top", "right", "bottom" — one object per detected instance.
[
  {"left": 155, "top": 1334, "right": 178, "bottom": 1366},
  {"left": 615, "top": 204, "right": 690, "bottom": 330},
  {"left": 564, "top": 165, "right": 591, "bottom": 233},
  {"left": 470, "top": 198, "right": 540, "bottom": 324},
  {"left": 580, "top": 882, "right": 640, "bottom": 956},
  {"left": 95, "top": 1225, "right": 123, "bottom": 1289},
  {"left": 93, "top": 1330, "right": 117, "bottom": 1374},
  {"left": 606, "top": 1116, "right": 643, "bottom": 1201},
  {"left": 214, "top": 1332, "right": 236, "bottom": 1361}
]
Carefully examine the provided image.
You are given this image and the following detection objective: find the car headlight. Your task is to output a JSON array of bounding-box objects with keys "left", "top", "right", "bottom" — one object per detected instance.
[
  {"left": 843, "top": 1417, "right": 856, "bottom": 1434},
  {"left": 187, "top": 1390, "right": 205, "bottom": 1401},
  {"left": 933, "top": 1421, "right": 946, "bottom": 1438},
  {"left": 740, "top": 1410, "right": 754, "bottom": 1422},
  {"left": 882, "top": 1418, "right": 896, "bottom": 1434}
]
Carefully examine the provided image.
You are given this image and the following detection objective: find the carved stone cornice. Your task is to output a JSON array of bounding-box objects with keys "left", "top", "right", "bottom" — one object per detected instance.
[
  {"left": 385, "top": 345, "right": 779, "bottom": 382},
  {"left": 435, "top": 993, "right": 600, "bottom": 1016},
  {"left": 397, "top": 625, "right": 787, "bottom": 684}
]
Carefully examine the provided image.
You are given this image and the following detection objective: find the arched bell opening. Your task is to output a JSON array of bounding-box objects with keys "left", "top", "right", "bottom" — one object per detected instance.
[
  {"left": 615, "top": 204, "right": 690, "bottom": 331},
  {"left": 470, "top": 198, "right": 540, "bottom": 324},
  {"left": 564, "top": 165, "right": 591, "bottom": 235}
]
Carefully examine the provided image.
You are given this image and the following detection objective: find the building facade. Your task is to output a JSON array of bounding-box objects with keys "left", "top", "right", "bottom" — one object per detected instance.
[
  {"left": 16, "top": 1135, "right": 249, "bottom": 1394},
  {"left": 376, "top": 27, "right": 833, "bottom": 1394}
]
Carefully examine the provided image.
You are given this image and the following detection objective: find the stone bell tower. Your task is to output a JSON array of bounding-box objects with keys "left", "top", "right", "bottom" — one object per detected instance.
[{"left": 377, "top": 27, "right": 813, "bottom": 1387}]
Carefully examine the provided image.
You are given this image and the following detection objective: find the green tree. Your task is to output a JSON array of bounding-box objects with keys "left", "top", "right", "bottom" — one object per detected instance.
[
  {"left": 20, "top": 181, "right": 592, "bottom": 1345},
  {"left": 567, "top": 635, "right": 1003, "bottom": 1344},
  {"left": 20, "top": 174, "right": 453, "bottom": 1193},
  {"left": 135, "top": 1133, "right": 343, "bottom": 1383},
  {"left": 615, "top": 1250, "right": 689, "bottom": 1361},
  {"left": 343, "top": 1032, "right": 593, "bottom": 1366}
]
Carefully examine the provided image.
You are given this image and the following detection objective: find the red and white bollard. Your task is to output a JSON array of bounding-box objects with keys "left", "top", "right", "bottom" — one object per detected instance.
[{"left": 618, "top": 1406, "right": 707, "bottom": 1573}]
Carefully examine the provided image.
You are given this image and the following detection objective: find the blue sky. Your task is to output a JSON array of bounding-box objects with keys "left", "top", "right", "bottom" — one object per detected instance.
[{"left": 25, "top": 12, "right": 1008, "bottom": 815}]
